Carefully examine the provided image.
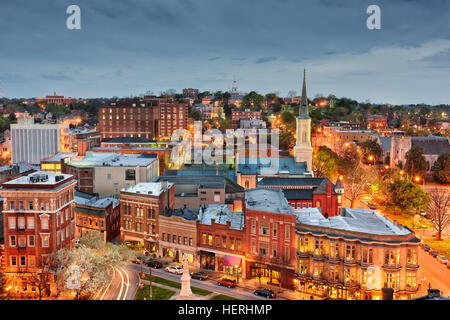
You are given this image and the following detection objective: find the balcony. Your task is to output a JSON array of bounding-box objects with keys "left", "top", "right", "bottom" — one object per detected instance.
[
  {"left": 343, "top": 258, "right": 358, "bottom": 265},
  {"left": 405, "top": 263, "right": 419, "bottom": 269},
  {"left": 382, "top": 263, "right": 402, "bottom": 270}
]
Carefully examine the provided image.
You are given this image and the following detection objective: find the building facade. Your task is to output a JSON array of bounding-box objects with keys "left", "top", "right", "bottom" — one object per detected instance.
[
  {"left": 120, "top": 182, "right": 174, "bottom": 255},
  {"left": 11, "top": 117, "right": 70, "bottom": 165},
  {"left": 0, "top": 171, "right": 76, "bottom": 297}
]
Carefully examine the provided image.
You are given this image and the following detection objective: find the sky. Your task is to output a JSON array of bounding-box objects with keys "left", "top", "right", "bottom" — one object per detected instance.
[{"left": 0, "top": 0, "right": 450, "bottom": 105}]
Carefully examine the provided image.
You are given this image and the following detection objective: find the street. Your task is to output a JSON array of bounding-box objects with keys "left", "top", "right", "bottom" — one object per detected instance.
[
  {"left": 96, "top": 262, "right": 281, "bottom": 300},
  {"left": 417, "top": 247, "right": 450, "bottom": 298}
]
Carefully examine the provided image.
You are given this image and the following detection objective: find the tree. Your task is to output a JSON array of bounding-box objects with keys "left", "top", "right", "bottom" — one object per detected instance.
[
  {"left": 360, "top": 139, "right": 382, "bottom": 164},
  {"left": 431, "top": 153, "right": 450, "bottom": 184},
  {"left": 241, "top": 91, "right": 264, "bottom": 110},
  {"left": 0, "top": 265, "right": 6, "bottom": 298},
  {"left": 404, "top": 146, "right": 428, "bottom": 178},
  {"left": 189, "top": 107, "right": 202, "bottom": 121},
  {"left": 427, "top": 188, "right": 450, "bottom": 240},
  {"left": 52, "top": 232, "right": 136, "bottom": 299},
  {"left": 341, "top": 160, "right": 369, "bottom": 208},
  {"left": 382, "top": 176, "right": 430, "bottom": 215},
  {"left": 28, "top": 270, "right": 52, "bottom": 300},
  {"left": 313, "top": 146, "right": 339, "bottom": 178}
]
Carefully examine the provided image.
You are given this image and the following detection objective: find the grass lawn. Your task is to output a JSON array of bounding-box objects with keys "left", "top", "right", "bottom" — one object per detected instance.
[
  {"left": 422, "top": 238, "right": 450, "bottom": 259},
  {"left": 141, "top": 274, "right": 212, "bottom": 296},
  {"left": 385, "top": 213, "right": 433, "bottom": 230},
  {"left": 210, "top": 294, "right": 240, "bottom": 300},
  {"left": 134, "top": 284, "right": 175, "bottom": 300}
]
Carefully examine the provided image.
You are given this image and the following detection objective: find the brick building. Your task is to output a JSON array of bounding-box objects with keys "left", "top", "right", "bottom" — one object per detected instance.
[
  {"left": 197, "top": 203, "right": 246, "bottom": 279},
  {"left": 244, "top": 188, "right": 297, "bottom": 289},
  {"left": 120, "top": 182, "right": 174, "bottom": 255},
  {"left": 257, "top": 177, "right": 344, "bottom": 217},
  {"left": 232, "top": 109, "right": 262, "bottom": 122},
  {"left": 366, "top": 115, "right": 388, "bottom": 132},
  {"left": 0, "top": 171, "right": 76, "bottom": 297},
  {"left": 74, "top": 191, "right": 120, "bottom": 242}
]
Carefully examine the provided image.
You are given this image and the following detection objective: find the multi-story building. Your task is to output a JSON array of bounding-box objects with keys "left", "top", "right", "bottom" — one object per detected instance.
[
  {"left": 120, "top": 182, "right": 174, "bottom": 254},
  {"left": 155, "top": 175, "right": 244, "bottom": 209},
  {"left": 295, "top": 207, "right": 420, "bottom": 300},
  {"left": 74, "top": 191, "right": 120, "bottom": 242},
  {"left": 257, "top": 177, "right": 344, "bottom": 217},
  {"left": 40, "top": 153, "right": 77, "bottom": 174},
  {"left": 158, "top": 98, "right": 188, "bottom": 140},
  {"left": 11, "top": 117, "right": 71, "bottom": 165},
  {"left": 366, "top": 115, "right": 388, "bottom": 132},
  {"left": 197, "top": 203, "right": 246, "bottom": 279},
  {"left": 61, "top": 152, "right": 159, "bottom": 197},
  {"left": 244, "top": 188, "right": 297, "bottom": 289},
  {"left": 159, "top": 207, "right": 199, "bottom": 265},
  {"left": 0, "top": 171, "right": 76, "bottom": 297},
  {"left": 43, "top": 93, "right": 74, "bottom": 106},
  {"left": 99, "top": 99, "right": 161, "bottom": 140},
  {"left": 231, "top": 109, "right": 262, "bottom": 122},
  {"left": 182, "top": 88, "right": 199, "bottom": 99},
  {"left": 99, "top": 98, "right": 188, "bottom": 141},
  {"left": 70, "top": 130, "right": 101, "bottom": 156}
]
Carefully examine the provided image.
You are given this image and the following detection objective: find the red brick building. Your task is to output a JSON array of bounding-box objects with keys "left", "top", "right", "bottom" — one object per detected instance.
[
  {"left": 0, "top": 171, "right": 76, "bottom": 297},
  {"left": 197, "top": 202, "right": 246, "bottom": 279},
  {"left": 232, "top": 109, "right": 262, "bottom": 121},
  {"left": 120, "top": 182, "right": 175, "bottom": 254},
  {"left": 99, "top": 98, "right": 188, "bottom": 141},
  {"left": 257, "top": 177, "right": 344, "bottom": 217},
  {"left": 74, "top": 191, "right": 121, "bottom": 242},
  {"left": 244, "top": 188, "right": 297, "bottom": 289},
  {"left": 366, "top": 115, "right": 388, "bottom": 132}
]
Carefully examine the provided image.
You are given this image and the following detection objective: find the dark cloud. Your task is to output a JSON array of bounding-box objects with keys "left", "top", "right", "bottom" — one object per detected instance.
[{"left": 0, "top": 0, "right": 449, "bottom": 104}]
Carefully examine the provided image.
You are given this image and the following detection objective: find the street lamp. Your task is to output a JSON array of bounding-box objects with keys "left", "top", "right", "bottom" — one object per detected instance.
[{"left": 367, "top": 155, "right": 374, "bottom": 165}]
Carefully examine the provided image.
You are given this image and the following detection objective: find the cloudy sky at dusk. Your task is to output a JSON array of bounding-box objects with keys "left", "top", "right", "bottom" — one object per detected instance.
[{"left": 1, "top": 0, "right": 449, "bottom": 105}]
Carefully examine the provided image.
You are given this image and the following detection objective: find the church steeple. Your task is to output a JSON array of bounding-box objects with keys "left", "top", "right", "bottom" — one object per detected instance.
[{"left": 299, "top": 68, "right": 309, "bottom": 118}]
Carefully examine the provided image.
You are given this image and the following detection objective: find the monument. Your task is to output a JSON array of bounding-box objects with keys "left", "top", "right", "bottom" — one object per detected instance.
[{"left": 176, "top": 254, "right": 198, "bottom": 300}]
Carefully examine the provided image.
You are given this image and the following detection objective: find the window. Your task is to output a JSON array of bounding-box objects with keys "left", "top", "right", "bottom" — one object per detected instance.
[
  {"left": 107, "top": 173, "right": 111, "bottom": 180},
  {"left": 406, "top": 272, "right": 417, "bottom": 288},
  {"left": 384, "top": 272, "right": 400, "bottom": 289},
  {"left": 201, "top": 233, "right": 207, "bottom": 245},
  {"left": 251, "top": 220, "right": 256, "bottom": 234},
  {"left": 10, "top": 235, "right": 16, "bottom": 247},
  {"left": 314, "top": 239, "right": 325, "bottom": 255},
  {"left": 260, "top": 221, "right": 269, "bottom": 235},
  {"left": 8, "top": 217, "right": 16, "bottom": 229},
  {"left": 178, "top": 236, "right": 182, "bottom": 244},
  {"left": 299, "top": 237, "right": 309, "bottom": 253},
  {"left": 41, "top": 235, "right": 49, "bottom": 248},
  {"left": 384, "top": 249, "right": 400, "bottom": 265},
  {"left": 362, "top": 247, "right": 373, "bottom": 264},
  {"left": 229, "top": 237, "right": 235, "bottom": 250},
  {"left": 214, "top": 194, "right": 220, "bottom": 202},
  {"left": 9, "top": 201, "right": 14, "bottom": 210},
  {"left": 299, "top": 259, "right": 309, "bottom": 275},
  {"left": 29, "top": 201, "right": 34, "bottom": 210},
  {"left": 125, "top": 169, "right": 136, "bottom": 180},
  {"left": 208, "top": 234, "right": 213, "bottom": 246},
  {"left": 18, "top": 217, "right": 25, "bottom": 230},
  {"left": 27, "top": 217, "right": 35, "bottom": 229},
  {"left": 20, "top": 256, "right": 26, "bottom": 267},
  {"left": 407, "top": 248, "right": 417, "bottom": 265},
  {"left": 29, "top": 235, "right": 35, "bottom": 247},
  {"left": 259, "top": 242, "right": 269, "bottom": 256},
  {"left": 41, "top": 217, "right": 49, "bottom": 230},
  {"left": 345, "top": 244, "right": 356, "bottom": 261},
  {"left": 215, "top": 236, "right": 221, "bottom": 247},
  {"left": 251, "top": 240, "right": 257, "bottom": 254},
  {"left": 329, "top": 265, "right": 339, "bottom": 282},
  {"left": 11, "top": 256, "right": 17, "bottom": 267},
  {"left": 183, "top": 237, "right": 187, "bottom": 246},
  {"left": 330, "top": 241, "right": 340, "bottom": 258},
  {"left": 313, "top": 262, "right": 324, "bottom": 278},
  {"left": 285, "top": 225, "right": 290, "bottom": 240},
  {"left": 189, "top": 238, "right": 193, "bottom": 246},
  {"left": 18, "top": 236, "right": 26, "bottom": 248},
  {"left": 273, "top": 224, "right": 277, "bottom": 237}
]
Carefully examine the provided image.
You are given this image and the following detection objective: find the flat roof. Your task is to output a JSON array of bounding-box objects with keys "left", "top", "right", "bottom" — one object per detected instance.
[
  {"left": 75, "top": 191, "right": 119, "bottom": 209},
  {"left": 295, "top": 207, "right": 412, "bottom": 236},
  {"left": 245, "top": 188, "right": 295, "bottom": 215},
  {"left": 122, "top": 182, "right": 173, "bottom": 196},
  {"left": 64, "top": 151, "right": 157, "bottom": 168},
  {"left": 199, "top": 204, "right": 245, "bottom": 230}
]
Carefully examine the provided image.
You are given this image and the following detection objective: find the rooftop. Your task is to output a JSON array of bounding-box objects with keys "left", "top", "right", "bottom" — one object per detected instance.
[
  {"left": 75, "top": 191, "right": 119, "bottom": 209},
  {"left": 295, "top": 207, "right": 412, "bottom": 236},
  {"left": 64, "top": 151, "right": 157, "bottom": 168},
  {"left": 156, "top": 175, "right": 243, "bottom": 194},
  {"left": 1, "top": 171, "right": 73, "bottom": 187},
  {"left": 198, "top": 204, "right": 245, "bottom": 230},
  {"left": 237, "top": 157, "right": 309, "bottom": 175},
  {"left": 122, "top": 182, "right": 173, "bottom": 196},
  {"left": 166, "top": 207, "right": 199, "bottom": 221},
  {"left": 245, "top": 188, "right": 295, "bottom": 215}
]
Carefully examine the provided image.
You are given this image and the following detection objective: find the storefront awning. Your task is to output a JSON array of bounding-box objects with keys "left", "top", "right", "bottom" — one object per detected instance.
[{"left": 224, "top": 255, "right": 242, "bottom": 267}]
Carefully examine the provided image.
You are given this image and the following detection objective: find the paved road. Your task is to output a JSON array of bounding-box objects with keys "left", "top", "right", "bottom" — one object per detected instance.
[
  {"left": 417, "top": 247, "right": 450, "bottom": 298},
  {"left": 128, "top": 263, "right": 279, "bottom": 300},
  {"left": 94, "top": 265, "right": 139, "bottom": 300}
]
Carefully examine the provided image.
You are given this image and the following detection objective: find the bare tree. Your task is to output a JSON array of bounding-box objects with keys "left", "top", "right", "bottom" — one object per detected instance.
[
  {"left": 427, "top": 188, "right": 450, "bottom": 240},
  {"left": 342, "top": 161, "right": 370, "bottom": 208},
  {"left": 28, "top": 270, "right": 52, "bottom": 300}
]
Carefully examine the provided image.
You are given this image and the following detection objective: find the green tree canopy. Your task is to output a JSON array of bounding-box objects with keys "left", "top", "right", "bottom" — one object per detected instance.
[
  {"left": 360, "top": 139, "right": 382, "bottom": 164},
  {"left": 241, "top": 91, "right": 264, "bottom": 110},
  {"left": 313, "top": 146, "right": 340, "bottom": 179},
  {"left": 431, "top": 153, "right": 450, "bottom": 184},
  {"left": 404, "top": 146, "right": 428, "bottom": 178}
]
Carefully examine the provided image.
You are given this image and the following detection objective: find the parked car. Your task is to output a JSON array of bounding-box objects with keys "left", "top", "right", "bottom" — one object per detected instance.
[
  {"left": 422, "top": 243, "right": 431, "bottom": 252},
  {"left": 369, "top": 203, "right": 377, "bottom": 210},
  {"left": 217, "top": 278, "right": 237, "bottom": 288},
  {"left": 437, "top": 255, "right": 449, "bottom": 265},
  {"left": 191, "top": 272, "right": 208, "bottom": 280},
  {"left": 165, "top": 266, "right": 183, "bottom": 274},
  {"left": 253, "top": 289, "right": 276, "bottom": 298},
  {"left": 430, "top": 250, "right": 439, "bottom": 258},
  {"left": 145, "top": 259, "right": 163, "bottom": 268},
  {"left": 132, "top": 256, "right": 146, "bottom": 264}
]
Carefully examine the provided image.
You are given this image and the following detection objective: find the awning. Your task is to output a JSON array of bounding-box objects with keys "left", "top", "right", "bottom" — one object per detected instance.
[{"left": 224, "top": 255, "right": 242, "bottom": 268}]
